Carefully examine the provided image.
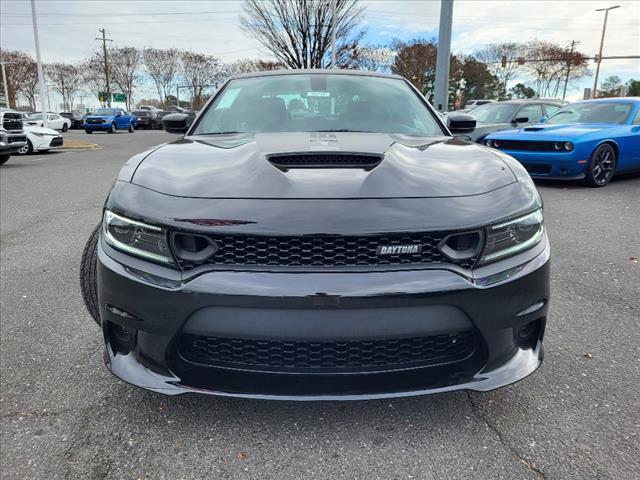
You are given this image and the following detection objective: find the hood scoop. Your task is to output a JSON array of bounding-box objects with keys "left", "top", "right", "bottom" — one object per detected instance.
[
  {"left": 523, "top": 127, "right": 546, "bottom": 132},
  {"left": 267, "top": 152, "right": 383, "bottom": 171}
]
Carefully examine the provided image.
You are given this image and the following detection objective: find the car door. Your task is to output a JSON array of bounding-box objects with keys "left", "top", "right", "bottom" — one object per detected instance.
[
  {"left": 48, "top": 114, "right": 62, "bottom": 129},
  {"left": 115, "top": 110, "right": 126, "bottom": 129},
  {"left": 514, "top": 103, "right": 544, "bottom": 126}
]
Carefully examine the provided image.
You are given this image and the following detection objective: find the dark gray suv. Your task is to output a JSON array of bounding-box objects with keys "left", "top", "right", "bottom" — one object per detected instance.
[{"left": 80, "top": 70, "right": 550, "bottom": 400}]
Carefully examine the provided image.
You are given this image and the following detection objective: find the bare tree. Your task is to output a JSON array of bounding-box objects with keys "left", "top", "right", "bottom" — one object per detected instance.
[
  {"left": 524, "top": 40, "right": 589, "bottom": 98},
  {"left": 142, "top": 48, "right": 180, "bottom": 106},
  {"left": 240, "top": 0, "right": 366, "bottom": 69},
  {"left": 81, "top": 53, "right": 109, "bottom": 106},
  {"left": 108, "top": 47, "right": 141, "bottom": 110},
  {"left": 352, "top": 44, "right": 394, "bottom": 72},
  {"left": 21, "top": 62, "right": 40, "bottom": 110},
  {"left": 227, "top": 58, "right": 284, "bottom": 75},
  {"left": 46, "top": 63, "right": 83, "bottom": 111},
  {"left": 473, "top": 42, "right": 526, "bottom": 98},
  {"left": 180, "top": 51, "right": 225, "bottom": 109},
  {"left": 0, "top": 50, "right": 36, "bottom": 108}
]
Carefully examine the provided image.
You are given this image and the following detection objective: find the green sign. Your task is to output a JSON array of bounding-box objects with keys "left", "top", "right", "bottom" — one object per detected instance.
[{"left": 97, "top": 92, "right": 126, "bottom": 102}]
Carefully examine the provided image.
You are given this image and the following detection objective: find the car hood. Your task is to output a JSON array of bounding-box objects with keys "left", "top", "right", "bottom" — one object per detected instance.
[
  {"left": 24, "top": 125, "right": 59, "bottom": 135},
  {"left": 488, "top": 123, "right": 617, "bottom": 140},
  {"left": 129, "top": 132, "right": 517, "bottom": 199}
]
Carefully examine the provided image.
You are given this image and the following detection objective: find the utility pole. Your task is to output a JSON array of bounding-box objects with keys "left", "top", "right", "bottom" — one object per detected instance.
[
  {"left": 592, "top": 5, "right": 620, "bottom": 99},
  {"left": 330, "top": 0, "right": 337, "bottom": 68},
  {"left": 0, "top": 61, "right": 15, "bottom": 109},
  {"left": 96, "top": 28, "right": 113, "bottom": 107},
  {"left": 562, "top": 40, "right": 577, "bottom": 100},
  {"left": 433, "top": 0, "right": 454, "bottom": 113},
  {"left": 30, "top": 0, "right": 48, "bottom": 127}
]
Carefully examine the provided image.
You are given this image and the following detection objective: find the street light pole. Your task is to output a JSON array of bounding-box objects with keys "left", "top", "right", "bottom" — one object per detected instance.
[
  {"left": 592, "top": 5, "right": 620, "bottom": 99},
  {"left": 433, "top": 0, "right": 454, "bottom": 113},
  {"left": 30, "top": 0, "right": 48, "bottom": 127},
  {"left": 330, "top": 0, "right": 337, "bottom": 68},
  {"left": 0, "top": 62, "right": 15, "bottom": 109}
]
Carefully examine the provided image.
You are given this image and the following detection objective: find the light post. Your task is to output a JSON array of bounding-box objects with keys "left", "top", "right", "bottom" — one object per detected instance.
[
  {"left": 0, "top": 61, "right": 16, "bottom": 109},
  {"left": 30, "top": 0, "right": 48, "bottom": 127},
  {"left": 592, "top": 5, "right": 620, "bottom": 99}
]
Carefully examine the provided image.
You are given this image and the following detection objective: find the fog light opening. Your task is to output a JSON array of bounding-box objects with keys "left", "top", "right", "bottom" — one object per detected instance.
[
  {"left": 517, "top": 319, "right": 542, "bottom": 350},
  {"left": 108, "top": 322, "right": 136, "bottom": 354}
]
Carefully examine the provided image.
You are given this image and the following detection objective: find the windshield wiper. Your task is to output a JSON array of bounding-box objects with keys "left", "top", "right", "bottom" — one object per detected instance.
[
  {"left": 314, "top": 129, "right": 375, "bottom": 133},
  {"left": 199, "top": 131, "right": 245, "bottom": 135}
]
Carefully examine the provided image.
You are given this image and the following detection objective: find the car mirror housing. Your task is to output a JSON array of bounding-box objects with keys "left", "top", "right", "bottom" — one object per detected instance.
[
  {"left": 513, "top": 117, "right": 529, "bottom": 124},
  {"left": 162, "top": 113, "right": 190, "bottom": 133},
  {"left": 447, "top": 112, "right": 476, "bottom": 134}
]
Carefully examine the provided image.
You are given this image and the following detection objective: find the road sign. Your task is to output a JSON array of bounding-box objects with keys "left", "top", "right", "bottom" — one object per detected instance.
[
  {"left": 98, "top": 92, "right": 110, "bottom": 102},
  {"left": 112, "top": 93, "right": 126, "bottom": 102}
]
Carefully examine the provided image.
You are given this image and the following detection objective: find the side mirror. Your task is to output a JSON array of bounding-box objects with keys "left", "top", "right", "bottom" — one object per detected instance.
[
  {"left": 513, "top": 116, "right": 529, "bottom": 124},
  {"left": 162, "top": 112, "right": 189, "bottom": 133},
  {"left": 539, "top": 115, "right": 548, "bottom": 123},
  {"left": 116, "top": 111, "right": 123, "bottom": 117},
  {"left": 447, "top": 112, "right": 477, "bottom": 134}
]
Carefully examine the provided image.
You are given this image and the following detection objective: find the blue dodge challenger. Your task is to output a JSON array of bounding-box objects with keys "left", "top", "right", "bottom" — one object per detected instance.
[{"left": 485, "top": 98, "right": 640, "bottom": 187}]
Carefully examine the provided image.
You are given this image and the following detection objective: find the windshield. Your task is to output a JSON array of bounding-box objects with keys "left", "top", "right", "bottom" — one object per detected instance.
[
  {"left": 192, "top": 74, "right": 444, "bottom": 136},
  {"left": 545, "top": 102, "right": 633, "bottom": 125},
  {"left": 469, "top": 103, "right": 518, "bottom": 124},
  {"left": 29, "top": 113, "right": 43, "bottom": 120},
  {"left": 133, "top": 111, "right": 148, "bottom": 117},
  {"left": 91, "top": 108, "right": 117, "bottom": 116}
]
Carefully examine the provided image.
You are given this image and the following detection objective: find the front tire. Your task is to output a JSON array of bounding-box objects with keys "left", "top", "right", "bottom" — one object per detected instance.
[
  {"left": 109, "top": 122, "right": 116, "bottom": 134},
  {"left": 0, "top": 154, "right": 9, "bottom": 165},
  {"left": 585, "top": 143, "right": 616, "bottom": 187},
  {"left": 62, "top": 123, "right": 68, "bottom": 132},
  {"left": 80, "top": 224, "right": 101, "bottom": 326},
  {"left": 17, "top": 139, "right": 34, "bottom": 155},
  {"left": 85, "top": 129, "right": 93, "bottom": 134},
  {"left": 128, "top": 123, "right": 134, "bottom": 133}
]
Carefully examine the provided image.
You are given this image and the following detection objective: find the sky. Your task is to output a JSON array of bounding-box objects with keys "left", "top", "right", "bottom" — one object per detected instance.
[{"left": 1, "top": 0, "right": 639, "bottom": 109}]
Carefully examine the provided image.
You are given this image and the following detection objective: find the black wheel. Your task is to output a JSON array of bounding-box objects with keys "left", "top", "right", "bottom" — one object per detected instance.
[
  {"left": 17, "top": 139, "right": 34, "bottom": 155},
  {"left": 85, "top": 129, "right": 92, "bottom": 134},
  {"left": 585, "top": 143, "right": 616, "bottom": 187},
  {"left": 80, "top": 224, "right": 101, "bottom": 326},
  {"left": 128, "top": 123, "right": 134, "bottom": 133},
  {"left": 109, "top": 122, "right": 116, "bottom": 134},
  {"left": 0, "top": 154, "right": 9, "bottom": 165},
  {"left": 62, "top": 123, "right": 68, "bottom": 132}
]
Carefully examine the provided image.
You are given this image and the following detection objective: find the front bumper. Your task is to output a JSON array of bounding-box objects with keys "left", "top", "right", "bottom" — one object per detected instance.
[
  {"left": 1, "top": 134, "right": 27, "bottom": 154},
  {"left": 498, "top": 150, "right": 588, "bottom": 178},
  {"left": 97, "top": 234, "right": 550, "bottom": 400},
  {"left": 85, "top": 122, "right": 111, "bottom": 130}
]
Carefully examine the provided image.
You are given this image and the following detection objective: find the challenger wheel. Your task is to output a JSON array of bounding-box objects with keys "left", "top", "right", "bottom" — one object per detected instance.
[
  {"left": 17, "top": 140, "right": 34, "bottom": 155},
  {"left": 80, "top": 224, "right": 101, "bottom": 326},
  {"left": 109, "top": 122, "right": 116, "bottom": 134},
  {"left": 585, "top": 143, "right": 616, "bottom": 187}
]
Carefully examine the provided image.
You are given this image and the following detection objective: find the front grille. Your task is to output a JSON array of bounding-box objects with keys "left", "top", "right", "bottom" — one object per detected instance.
[
  {"left": 50, "top": 137, "right": 63, "bottom": 147},
  {"left": 496, "top": 140, "right": 557, "bottom": 152},
  {"left": 178, "top": 332, "right": 475, "bottom": 373},
  {"left": 2, "top": 113, "right": 22, "bottom": 131},
  {"left": 86, "top": 118, "right": 104, "bottom": 124},
  {"left": 268, "top": 153, "right": 382, "bottom": 170},
  {"left": 8, "top": 135, "right": 27, "bottom": 144},
  {"left": 523, "top": 163, "right": 552, "bottom": 174},
  {"left": 176, "top": 232, "right": 479, "bottom": 270}
]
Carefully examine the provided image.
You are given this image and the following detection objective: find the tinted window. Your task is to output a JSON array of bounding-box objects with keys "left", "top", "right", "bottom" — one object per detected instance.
[
  {"left": 632, "top": 108, "right": 640, "bottom": 125},
  {"left": 546, "top": 102, "right": 633, "bottom": 124},
  {"left": 92, "top": 108, "right": 118, "bottom": 115},
  {"left": 469, "top": 103, "right": 518, "bottom": 124},
  {"left": 193, "top": 74, "right": 444, "bottom": 136},
  {"left": 544, "top": 104, "right": 561, "bottom": 116},
  {"left": 516, "top": 104, "right": 543, "bottom": 122}
]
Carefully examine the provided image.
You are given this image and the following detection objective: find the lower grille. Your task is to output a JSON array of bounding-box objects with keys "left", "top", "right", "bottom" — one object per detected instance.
[
  {"left": 178, "top": 332, "right": 475, "bottom": 373},
  {"left": 50, "top": 137, "right": 63, "bottom": 147},
  {"left": 524, "top": 163, "right": 552, "bottom": 174},
  {"left": 496, "top": 140, "right": 557, "bottom": 152}
]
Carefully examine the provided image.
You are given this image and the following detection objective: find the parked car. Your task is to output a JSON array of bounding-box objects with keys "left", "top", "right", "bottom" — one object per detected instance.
[
  {"left": 0, "top": 108, "right": 27, "bottom": 165},
  {"left": 161, "top": 110, "right": 197, "bottom": 133},
  {"left": 464, "top": 99, "right": 496, "bottom": 109},
  {"left": 17, "top": 125, "right": 64, "bottom": 155},
  {"left": 83, "top": 108, "right": 136, "bottom": 134},
  {"left": 132, "top": 109, "right": 158, "bottom": 129},
  {"left": 59, "top": 111, "right": 84, "bottom": 129},
  {"left": 80, "top": 70, "right": 550, "bottom": 400},
  {"left": 453, "top": 99, "right": 566, "bottom": 143},
  {"left": 485, "top": 97, "right": 640, "bottom": 187},
  {"left": 24, "top": 112, "right": 72, "bottom": 131}
]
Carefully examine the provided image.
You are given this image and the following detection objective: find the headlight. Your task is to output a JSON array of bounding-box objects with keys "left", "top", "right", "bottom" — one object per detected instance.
[
  {"left": 103, "top": 210, "right": 174, "bottom": 264},
  {"left": 480, "top": 209, "right": 544, "bottom": 264},
  {"left": 32, "top": 132, "right": 45, "bottom": 137},
  {"left": 564, "top": 142, "right": 573, "bottom": 151}
]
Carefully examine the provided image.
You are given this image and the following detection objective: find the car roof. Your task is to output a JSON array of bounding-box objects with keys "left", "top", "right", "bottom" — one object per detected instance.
[
  {"left": 230, "top": 68, "right": 405, "bottom": 81},
  {"left": 577, "top": 97, "right": 640, "bottom": 104},
  {"left": 494, "top": 99, "right": 565, "bottom": 105}
]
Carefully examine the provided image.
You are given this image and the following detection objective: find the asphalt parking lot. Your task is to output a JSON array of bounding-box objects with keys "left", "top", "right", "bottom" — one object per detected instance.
[{"left": 1, "top": 129, "right": 639, "bottom": 480}]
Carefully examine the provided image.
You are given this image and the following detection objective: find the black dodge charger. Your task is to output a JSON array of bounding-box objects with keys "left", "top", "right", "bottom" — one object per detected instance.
[{"left": 80, "top": 70, "right": 550, "bottom": 400}]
